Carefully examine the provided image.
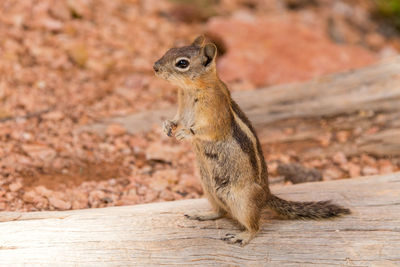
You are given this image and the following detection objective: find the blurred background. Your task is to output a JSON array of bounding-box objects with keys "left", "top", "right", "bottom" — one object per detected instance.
[{"left": 0, "top": 0, "right": 399, "bottom": 212}]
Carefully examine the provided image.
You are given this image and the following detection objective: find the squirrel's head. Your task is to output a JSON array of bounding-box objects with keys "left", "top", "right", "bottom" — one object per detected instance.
[{"left": 153, "top": 35, "right": 218, "bottom": 88}]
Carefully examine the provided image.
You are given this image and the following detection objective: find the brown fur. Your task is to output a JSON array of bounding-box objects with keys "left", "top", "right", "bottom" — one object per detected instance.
[{"left": 154, "top": 36, "right": 350, "bottom": 246}]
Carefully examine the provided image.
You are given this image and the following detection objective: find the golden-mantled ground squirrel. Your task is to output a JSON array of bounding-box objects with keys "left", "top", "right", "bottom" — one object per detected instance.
[{"left": 153, "top": 36, "right": 350, "bottom": 246}]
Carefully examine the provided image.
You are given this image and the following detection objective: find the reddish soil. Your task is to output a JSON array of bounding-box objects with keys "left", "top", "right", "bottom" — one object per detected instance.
[{"left": 20, "top": 161, "right": 129, "bottom": 190}]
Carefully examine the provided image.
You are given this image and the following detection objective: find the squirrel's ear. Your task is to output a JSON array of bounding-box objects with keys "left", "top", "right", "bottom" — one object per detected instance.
[
  {"left": 202, "top": 43, "right": 217, "bottom": 67},
  {"left": 192, "top": 35, "right": 205, "bottom": 47}
]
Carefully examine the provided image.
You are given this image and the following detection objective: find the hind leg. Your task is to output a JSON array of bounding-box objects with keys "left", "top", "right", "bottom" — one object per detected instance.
[
  {"left": 222, "top": 187, "right": 262, "bottom": 246},
  {"left": 222, "top": 208, "right": 260, "bottom": 246}
]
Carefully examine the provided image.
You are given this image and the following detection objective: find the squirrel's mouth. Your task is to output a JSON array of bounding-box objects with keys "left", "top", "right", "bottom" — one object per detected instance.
[{"left": 154, "top": 70, "right": 170, "bottom": 81}]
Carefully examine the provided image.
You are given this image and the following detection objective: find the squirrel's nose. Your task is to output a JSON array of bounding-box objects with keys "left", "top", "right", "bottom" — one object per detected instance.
[{"left": 153, "top": 63, "right": 160, "bottom": 72}]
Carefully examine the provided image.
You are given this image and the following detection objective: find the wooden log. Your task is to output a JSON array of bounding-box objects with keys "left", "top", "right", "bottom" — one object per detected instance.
[
  {"left": 1, "top": 173, "right": 399, "bottom": 266},
  {"left": 358, "top": 129, "right": 400, "bottom": 156},
  {"left": 80, "top": 56, "right": 400, "bottom": 158}
]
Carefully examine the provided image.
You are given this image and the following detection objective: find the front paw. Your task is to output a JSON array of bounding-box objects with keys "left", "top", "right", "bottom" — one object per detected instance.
[
  {"left": 162, "top": 120, "right": 177, "bottom": 137},
  {"left": 175, "top": 128, "right": 193, "bottom": 141},
  {"left": 184, "top": 211, "right": 223, "bottom": 221}
]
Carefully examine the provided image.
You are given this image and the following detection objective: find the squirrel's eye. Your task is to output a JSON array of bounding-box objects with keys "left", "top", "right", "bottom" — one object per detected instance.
[{"left": 175, "top": 59, "right": 190, "bottom": 69}]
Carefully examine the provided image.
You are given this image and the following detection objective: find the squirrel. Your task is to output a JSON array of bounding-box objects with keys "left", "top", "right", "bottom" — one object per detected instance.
[{"left": 153, "top": 35, "right": 350, "bottom": 246}]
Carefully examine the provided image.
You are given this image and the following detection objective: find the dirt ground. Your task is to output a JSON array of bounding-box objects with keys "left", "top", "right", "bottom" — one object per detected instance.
[{"left": 0, "top": 0, "right": 399, "bottom": 212}]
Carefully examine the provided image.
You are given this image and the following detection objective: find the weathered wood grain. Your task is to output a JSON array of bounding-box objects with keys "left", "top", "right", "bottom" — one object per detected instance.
[{"left": 1, "top": 173, "right": 399, "bottom": 266}]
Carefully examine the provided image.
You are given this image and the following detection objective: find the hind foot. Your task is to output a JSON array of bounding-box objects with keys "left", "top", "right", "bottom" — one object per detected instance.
[{"left": 221, "top": 231, "right": 256, "bottom": 246}]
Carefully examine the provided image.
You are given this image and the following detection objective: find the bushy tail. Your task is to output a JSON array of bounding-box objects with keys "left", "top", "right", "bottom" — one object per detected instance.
[{"left": 267, "top": 194, "right": 350, "bottom": 219}]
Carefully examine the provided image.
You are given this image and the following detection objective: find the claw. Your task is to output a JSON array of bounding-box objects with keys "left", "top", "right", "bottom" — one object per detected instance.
[
  {"left": 162, "top": 120, "right": 177, "bottom": 137},
  {"left": 184, "top": 214, "right": 203, "bottom": 221},
  {"left": 184, "top": 214, "right": 197, "bottom": 220},
  {"left": 175, "top": 128, "right": 192, "bottom": 141},
  {"left": 221, "top": 233, "right": 244, "bottom": 246}
]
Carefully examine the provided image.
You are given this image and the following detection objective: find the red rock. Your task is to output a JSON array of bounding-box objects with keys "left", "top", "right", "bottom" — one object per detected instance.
[
  {"left": 106, "top": 124, "right": 127, "bottom": 136},
  {"left": 172, "top": 192, "right": 184, "bottom": 200},
  {"left": 71, "top": 191, "right": 88, "bottom": 209},
  {"left": 308, "top": 159, "right": 323, "bottom": 168},
  {"left": 154, "top": 169, "right": 179, "bottom": 184},
  {"left": 22, "top": 191, "right": 48, "bottom": 208},
  {"left": 48, "top": 196, "right": 71, "bottom": 210},
  {"left": 124, "top": 194, "right": 140, "bottom": 204},
  {"left": 51, "top": 157, "right": 66, "bottom": 170},
  {"left": 379, "top": 160, "right": 394, "bottom": 174},
  {"left": 362, "top": 166, "right": 379, "bottom": 176},
  {"left": 2, "top": 154, "right": 32, "bottom": 166},
  {"left": 206, "top": 16, "right": 377, "bottom": 87},
  {"left": 129, "top": 136, "right": 148, "bottom": 149},
  {"left": 316, "top": 133, "right": 332, "bottom": 147},
  {"left": 9, "top": 181, "right": 23, "bottom": 192},
  {"left": 49, "top": 1, "right": 71, "bottom": 21},
  {"left": 347, "top": 162, "right": 361, "bottom": 178},
  {"left": 284, "top": 180, "right": 293, "bottom": 186},
  {"left": 40, "top": 18, "right": 63, "bottom": 32},
  {"left": 361, "top": 154, "right": 376, "bottom": 165},
  {"left": 179, "top": 174, "right": 202, "bottom": 193},
  {"left": 267, "top": 161, "right": 278, "bottom": 175},
  {"left": 283, "top": 127, "right": 294, "bottom": 135},
  {"left": 145, "top": 143, "right": 182, "bottom": 163},
  {"left": 66, "top": 0, "right": 89, "bottom": 18},
  {"left": 323, "top": 166, "right": 343, "bottom": 180},
  {"left": 35, "top": 197, "right": 49, "bottom": 210},
  {"left": 150, "top": 178, "right": 169, "bottom": 191},
  {"left": 72, "top": 200, "right": 86, "bottom": 210},
  {"left": 5, "top": 192, "right": 16, "bottom": 201},
  {"left": 67, "top": 44, "right": 89, "bottom": 67},
  {"left": 380, "top": 46, "right": 399, "bottom": 58},
  {"left": 122, "top": 189, "right": 139, "bottom": 204},
  {"left": 365, "top": 32, "right": 385, "bottom": 50},
  {"left": 159, "top": 190, "right": 175, "bottom": 201},
  {"left": 98, "top": 142, "right": 117, "bottom": 153},
  {"left": 336, "top": 131, "right": 350, "bottom": 143},
  {"left": 89, "top": 190, "right": 106, "bottom": 202},
  {"left": 35, "top": 186, "right": 53, "bottom": 198},
  {"left": 42, "top": 111, "right": 64, "bottom": 121},
  {"left": 380, "top": 164, "right": 394, "bottom": 174},
  {"left": 332, "top": 152, "right": 347, "bottom": 165},
  {"left": 137, "top": 185, "right": 148, "bottom": 196},
  {"left": 0, "top": 202, "right": 6, "bottom": 211},
  {"left": 22, "top": 191, "right": 37, "bottom": 203},
  {"left": 144, "top": 190, "right": 158, "bottom": 203},
  {"left": 21, "top": 132, "right": 33, "bottom": 141},
  {"left": 124, "top": 74, "right": 147, "bottom": 91},
  {"left": 366, "top": 126, "right": 380, "bottom": 135},
  {"left": 114, "top": 138, "right": 129, "bottom": 151},
  {"left": 22, "top": 144, "right": 56, "bottom": 161}
]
